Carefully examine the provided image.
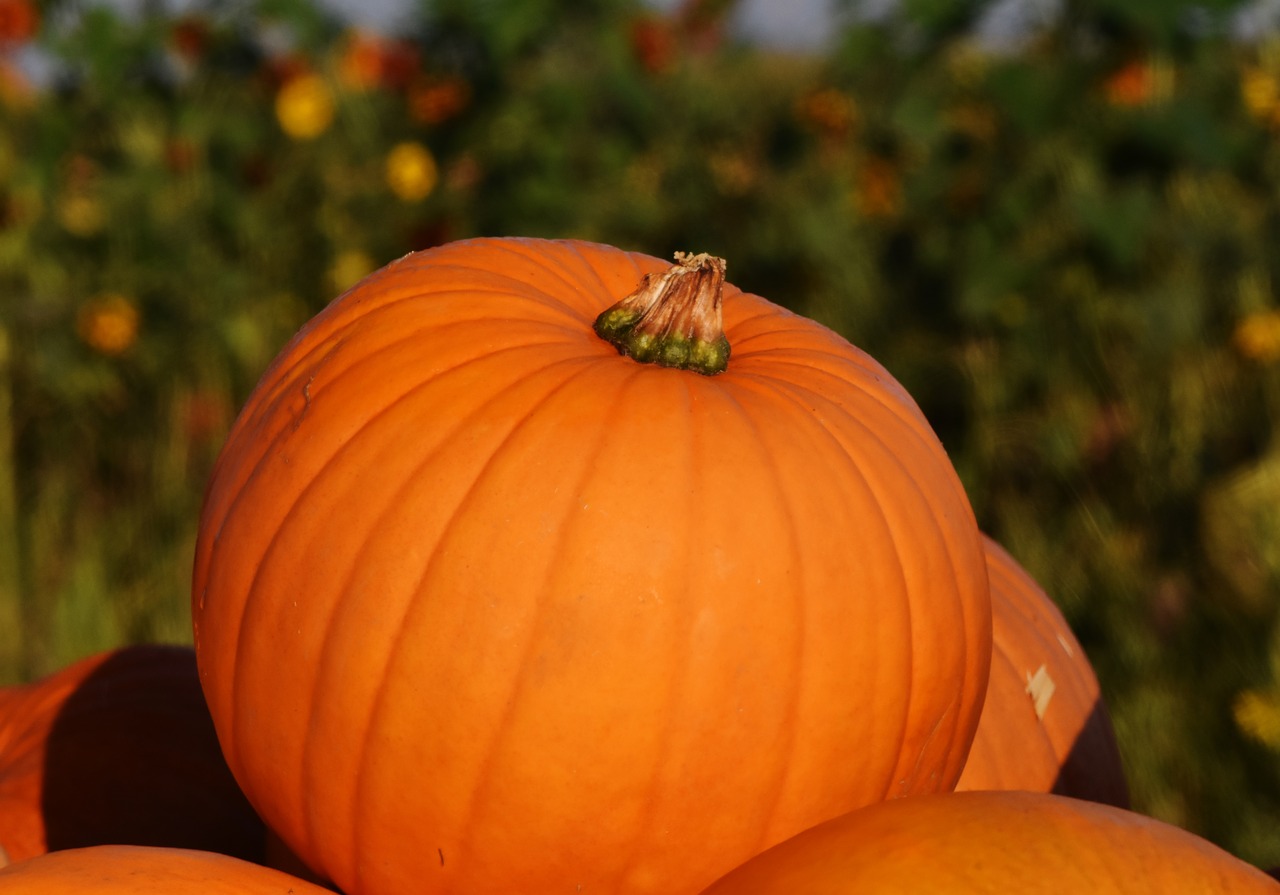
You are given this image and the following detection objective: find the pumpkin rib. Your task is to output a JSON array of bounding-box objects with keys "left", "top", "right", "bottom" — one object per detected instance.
[
  {"left": 330, "top": 353, "right": 614, "bottom": 885},
  {"left": 479, "top": 239, "right": 621, "bottom": 312},
  {"left": 564, "top": 239, "right": 647, "bottom": 307},
  {"left": 724, "top": 328, "right": 913, "bottom": 397},
  {"left": 222, "top": 310, "right": 587, "bottom": 496},
  {"left": 727, "top": 368, "right": 960, "bottom": 820},
  {"left": 201, "top": 322, "right": 581, "bottom": 596},
  {"left": 735, "top": 368, "right": 984, "bottom": 795},
  {"left": 733, "top": 356, "right": 931, "bottom": 450},
  {"left": 593, "top": 373, "right": 706, "bottom": 895},
  {"left": 341, "top": 360, "right": 645, "bottom": 894},
  {"left": 418, "top": 240, "right": 631, "bottom": 324},
  {"left": 222, "top": 347, "right": 600, "bottom": 778},
  {"left": 722, "top": 371, "right": 921, "bottom": 804},
  {"left": 438, "top": 365, "right": 648, "bottom": 883},
  {"left": 211, "top": 270, "right": 613, "bottom": 512},
  {"left": 690, "top": 383, "right": 809, "bottom": 861}
]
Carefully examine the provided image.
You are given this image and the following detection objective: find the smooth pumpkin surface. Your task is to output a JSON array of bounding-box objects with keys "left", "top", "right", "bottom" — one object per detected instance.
[
  {"left": 955, "top": 536, "right": 1128, "bottom": 806},
  {"left": 192, "top": 237, "right": 991, "bottom": 895},
  {"left": 0, "top": 845, "right": 333, "bottom": 893},
  {"left": 0, "top": 645, "right": 263, "bottom": 864},
  {"left": 698, "top": 790, "right": 1280, "bottom": 893}
]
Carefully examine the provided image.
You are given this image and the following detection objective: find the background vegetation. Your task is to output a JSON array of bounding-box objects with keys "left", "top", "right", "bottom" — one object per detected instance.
[{"left": 3, "top": 0, "right": 1280, "bottom": 869}]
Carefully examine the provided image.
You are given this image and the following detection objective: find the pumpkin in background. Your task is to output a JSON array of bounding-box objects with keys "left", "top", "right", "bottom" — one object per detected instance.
[
  {"left": 954, "top": 535, "right": 1128, "bottom": 806},
  {"left": 0, "top": 844, "right": 334, "bottom": 893},
  {"left": 192, "top": 238, "right": 991, "bottom": 895},
  {"left": 698, "top": 790, "right": 1280, "bottom": 893},
  {"left": 0, "top": 645, "right": 264, "bottom": 864}
]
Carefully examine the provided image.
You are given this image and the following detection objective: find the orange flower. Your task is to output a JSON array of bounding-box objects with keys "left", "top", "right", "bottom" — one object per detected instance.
[
  {"left": 1104, "top": 57, "right": 1174, "bottom": 107},
  {"left": 408, "top": 78, "right": 470, "bottom": 125},
  {"left": 1234, "top": 310, "right": 1280, "bottom": 363},
  {"left": 338, "top": 31, "right": 419, "bottom": 93},
  {"left": 275, "top": 73, "right": 335, "bottom": 140},
  {"left": 0, "top": 0, "right": 37, "bottom": 45},
  {"left": 169, "top": 16, "right": 209, "bottom": 62},
  {"left": 77, "top": 294, "right": 140, "bottom": 356},
  {"left": 338, "top": 31, "right": 383, "bottom": 92},
  {"left": 796, "top": 88, "right": 857, "bottom": 139},
  {"left": 630, "top": 16, "right": 676, "bottom": 74},
  {"left": 854, "top": 159, "right": 901, "bottom": 219},
  {"left": 0, "top": 58, "right": 32, "bottom": 109}
]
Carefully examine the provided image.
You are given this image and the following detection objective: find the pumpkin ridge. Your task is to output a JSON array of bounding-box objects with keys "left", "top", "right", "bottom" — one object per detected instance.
[
  {"left": 428, "top": 239, "right": 627, "bottom": 321},
  {"left": 206, "top": 329, "right": 577, "bottom": 584},
  {"left": 218, "top": 348, "right": 601, "bottom": 780},
  {"left": 447, "top": 366, "right": 654, "bottom": 890},
  {"left": 472, "top": 239, "right": 621, "bottom": 309},
  {"left": 734, "top": 370, "right": 983, "bottom": 795},
  {"left": 604, "top": 374, "right": 701, "bottom": 895},
  {"left": 344, "top": 360, "right": 641, "bottom": 895},
  {"left": 735, "top": 359, "right": 982, "bottom": 550},
  {"left": 730, "top": 354, "right": 925, "bottom": 435},
  {"left": 222, "top": 282, "right": 604, "bottom": 499},
  {"left": 229, "top": 304, "right": 590, "bottom": 483},
  {"left": 727, "top": 374, "right": 917, "bottom": 805},
  {"left": 709, "top": 384, "right": 815, "bottom": 855},
  {"left": 564, "top": 240, "right": 648, "bottom": 309}
]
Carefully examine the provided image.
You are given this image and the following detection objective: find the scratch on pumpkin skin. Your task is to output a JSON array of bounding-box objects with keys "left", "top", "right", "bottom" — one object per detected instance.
[{"left": 438, "top": 848, "right": 444, "bottom": 867}]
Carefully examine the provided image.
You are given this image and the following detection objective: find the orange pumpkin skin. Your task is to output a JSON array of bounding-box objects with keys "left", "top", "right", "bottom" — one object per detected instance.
[
  {"left": 698, "top": 790, "right": 1280, "bottom": 894},
  {"left": 0, "top": 845, "right": 334, "bottom": 893},
  {"left": 192, "top": 237, "right": 991, "bottom": 895},
  {"left": 954, "top": 536, "right": 1128, "bottom": 806},
  {"left": 0, "top": 645, "right": 264, "bottom": 864}
]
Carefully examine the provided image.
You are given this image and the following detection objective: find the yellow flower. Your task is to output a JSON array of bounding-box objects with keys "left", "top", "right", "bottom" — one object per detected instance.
[
  {"left": 329, "top": 249, "right": 375, "bottom": 293},
  {"left": 275, "top": 73, "right": 335, "bottom": 140},
  {"left": 58, "top": 192, "right": 105, "bottom": 236},
  {"left": 1234, "top": 689, "right": 1280, "bottom": 748},
  {"left": 385, "top": 141, "right": 438, "bottom": 202},
  {"left": 77, "top": 293, "right": 139, "bottom": 355},
  {"left": 1234, "top": 310, "right": 1280, "bottom": 363},
  {"left": 1242, "top": 67, "right": 1279, "bottom": 122}
]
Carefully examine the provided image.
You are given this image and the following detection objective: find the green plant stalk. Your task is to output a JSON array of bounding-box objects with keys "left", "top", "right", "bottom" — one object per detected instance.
[{"left": 0, "top": 326, "right": 22, "bottom": 684}]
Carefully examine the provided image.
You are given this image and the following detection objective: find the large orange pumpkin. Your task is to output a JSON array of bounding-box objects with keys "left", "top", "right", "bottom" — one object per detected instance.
[
  {"left": 0, "top": 645, "right": 263, "bottom": 864},
  {"left": 191, "top": 238, "right": 991, "bottom": 895},
  {"left": 698, "top": 790, "right": 1280, "bottom": 893},
  {"left": 0, "top": 844, "right": 334, "bottom": 893},
  {"left": 954, "top": 535, "right": 1128, "bottom": 806}
]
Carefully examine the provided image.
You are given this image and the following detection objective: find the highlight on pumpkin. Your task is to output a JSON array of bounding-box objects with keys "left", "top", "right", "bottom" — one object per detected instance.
[
  {"left": 696, "top": 791, "right": 1280, "bottom": 894},
  {"left": 955, "top": 534, "right": 1129, "bottom": 809}
]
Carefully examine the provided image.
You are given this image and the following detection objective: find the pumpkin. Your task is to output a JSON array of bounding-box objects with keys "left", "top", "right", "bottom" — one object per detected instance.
[
  {"left": 698, "top": 790, "right": 1280, "bottom": 893},
  {"left": 0, "top": 645, "right": 263, "bottom": 864},
  {"left": 954, "top": 535, "right": 1128, "bottom": 806},
  {"left": 0, "top": 844, "right": 334, "bottom": 893},
  {"left": 191, "top": 238, "right": 991, "bottom": 895}
]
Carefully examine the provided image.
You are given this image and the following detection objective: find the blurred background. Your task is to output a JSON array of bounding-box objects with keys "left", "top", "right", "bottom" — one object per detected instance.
[{"left": 1, "top": 0, "right": 1279, "bottom": 868}]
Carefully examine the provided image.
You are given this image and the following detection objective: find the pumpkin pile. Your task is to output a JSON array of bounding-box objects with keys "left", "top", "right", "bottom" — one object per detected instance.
[{"left": 0, "top": 237, "right": 1274, "bottom": 893}]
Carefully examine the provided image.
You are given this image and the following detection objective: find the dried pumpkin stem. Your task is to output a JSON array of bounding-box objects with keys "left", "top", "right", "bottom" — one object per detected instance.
[{"left": 593, "top": 252, "right": 730, "bottom": 375}]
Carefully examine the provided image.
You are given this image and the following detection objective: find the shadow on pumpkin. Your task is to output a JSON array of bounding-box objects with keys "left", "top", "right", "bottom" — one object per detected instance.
[
  {"left": 1049, "top": 699, "right": 1130, "bottom": 809},
  {"left": 38, "top": 644, "right": 266, "bottom": 861}
]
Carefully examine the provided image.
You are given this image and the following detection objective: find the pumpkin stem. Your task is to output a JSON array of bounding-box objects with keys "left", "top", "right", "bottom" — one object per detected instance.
[{"left": 593, "top": 252, "right": 730, "bottom": 375}]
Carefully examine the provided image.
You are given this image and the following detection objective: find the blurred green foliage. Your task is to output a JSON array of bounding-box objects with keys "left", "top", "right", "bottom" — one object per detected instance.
[{"left": 3, "top": 0, "right": 1280, "bottom": 869}]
